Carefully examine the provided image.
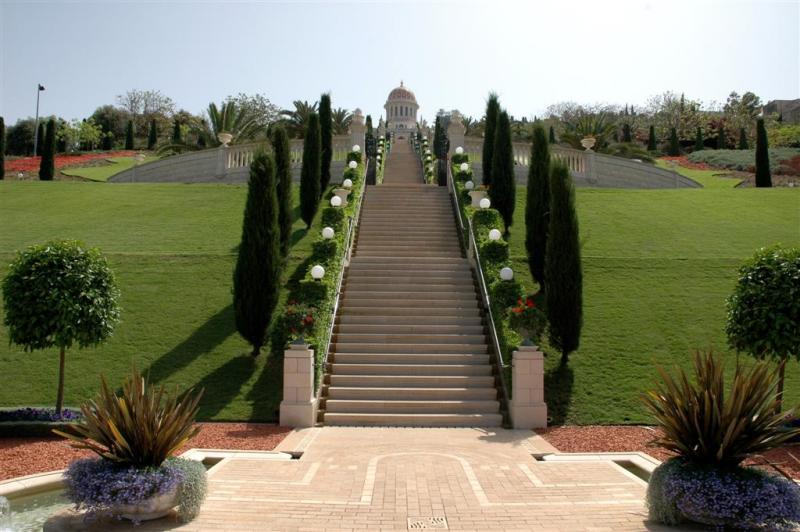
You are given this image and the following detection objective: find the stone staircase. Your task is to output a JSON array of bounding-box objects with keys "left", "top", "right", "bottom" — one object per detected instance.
[{"left": 318, "top": 141, "right": 503, "bottom": 427}]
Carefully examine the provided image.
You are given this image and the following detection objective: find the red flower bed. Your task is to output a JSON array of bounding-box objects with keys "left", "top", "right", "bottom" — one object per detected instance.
[
  {"left": 5, "top": 151, "right": 138, "bottom": 173},
  {"left": 659, "top": 156, "right": 712, "bottom": 170}
]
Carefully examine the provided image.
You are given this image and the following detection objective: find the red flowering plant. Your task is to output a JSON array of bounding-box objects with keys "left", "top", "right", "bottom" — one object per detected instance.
[
  {"left": 284, "top": 300, "right": 317, "bottom": 342},
  {"left": 508, "top": 295, "right": 546, "bottom": 344}
]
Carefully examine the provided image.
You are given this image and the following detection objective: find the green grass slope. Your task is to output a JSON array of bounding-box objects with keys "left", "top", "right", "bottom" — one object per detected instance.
[
  {"left": 507, "top": 187, "right": 800, "bottom": 424},
  {"left": 61, "top": 156, "right": 159, "bottom": 182}
]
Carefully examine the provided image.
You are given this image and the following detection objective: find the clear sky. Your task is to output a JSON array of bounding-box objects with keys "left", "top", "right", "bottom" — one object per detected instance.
[{"left": 1, "top": 0, "right": 798, "bottom": 125}]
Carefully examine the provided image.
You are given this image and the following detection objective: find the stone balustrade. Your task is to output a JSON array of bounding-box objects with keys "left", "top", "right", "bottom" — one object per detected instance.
[
  {"left": 279, "top": 343, "right": 317, "bottom": 427},
  {"left": 510, "top": 345, "right": 547, "bottom": 429}
]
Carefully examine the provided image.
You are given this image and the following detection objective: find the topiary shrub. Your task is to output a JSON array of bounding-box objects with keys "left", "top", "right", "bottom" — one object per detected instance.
[
  {"left": 490, "top": 278, "right": 523, "bottom": 309},
  {"left": 451, "top": 153, "right": 468, "bottom": 165},
  {"left": 647, "top": 457, "right": 800, "bottom": 529},
  {"left": 320, "top": 207, "right": 345, "bottom": 232},
  {"left": 472, "top": 208, "right": 504, "bottom": 233},
  {"left": 296, "top": 278, "right": 328, "bottom": 307},
  {"left": 346, "top": 151, "right": 362, "bottom": 164},
  {"left": 311, "top": 239, "right": 338, "bottom": 263},
  {"left": 479, "top": 239, "right": 509, "bottom": 264}
]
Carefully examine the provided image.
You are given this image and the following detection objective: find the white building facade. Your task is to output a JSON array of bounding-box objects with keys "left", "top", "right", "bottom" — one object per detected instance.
[{"left": 383, "top": 81, "right": 419, "bottom": 134}]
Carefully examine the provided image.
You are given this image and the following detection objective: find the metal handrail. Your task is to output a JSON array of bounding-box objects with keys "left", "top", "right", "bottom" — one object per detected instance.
[
  {"left": 314, "top": 159, "right": 368, "bottom": 394},
  {"left": 446, "top": 162, "right": 512, "bottom": 420}
]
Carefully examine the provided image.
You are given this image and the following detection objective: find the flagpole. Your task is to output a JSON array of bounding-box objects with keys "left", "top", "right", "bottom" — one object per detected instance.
[{"left": 33, "top": 84, "right": 44, "bottom": 156}]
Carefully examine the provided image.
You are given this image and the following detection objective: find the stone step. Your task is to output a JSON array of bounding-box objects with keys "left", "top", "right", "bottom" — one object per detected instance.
[
  {"left": 333, "top": 333, "right": 486, "bottom": 344},
  {"left": 342, "top": 292, "right": 478, "bottom": 301},
  {"left": 330, "top": 343, "right": 488, "bottom": 354},
  {"left": 354, "top": 250, "right": 463, "bottom": 258},
  {"left": 355, "top": 232, "right": 458, "bottom": 239},
  {"left": 328, "top": 374, "right": 495, "bottom": 387},
  {"left": 351, "top": 257, "right": 469, "bottom": 265},
  {"left": 339, "top": 306, "right": 482, "bottom": 317},
  {"left": 344, "top": 272, "right": 473, "bottom": 282},
  {"left": 323, "top": 399, "right": 500, "bottom": 414},
  {"left": 337, "top": 315, "right": 483, "bottom": 325},
  {"left": 329, "top": 363, "right": 492, "bottom": 376},
  {"left": 343, "top": 282, "right": 474, "bottom": 293},
  {"left": 339, "top": 299, "right": 478, "bottom": 310},
  {"left": 325, "top": 386, "right": 497, "bottom": 400},
  {"left": 322, "top": 412, "right": 503, "bottom": 427},
  {"left": 331, "top": 352, "right": 490, "bottom": 364}
]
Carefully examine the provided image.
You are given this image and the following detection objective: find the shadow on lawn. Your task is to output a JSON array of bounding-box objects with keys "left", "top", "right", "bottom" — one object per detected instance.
[
  {"left": 544, "top": 363, "right": 574, "bottom": 425},
  {"left": 194, "top": 355, "right": 256, "bottom": 419},
  {"left": 144, "top": 304, "right": 236, "bottom": 385}
]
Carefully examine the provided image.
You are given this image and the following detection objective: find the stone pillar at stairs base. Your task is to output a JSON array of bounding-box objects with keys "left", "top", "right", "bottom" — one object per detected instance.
[
  {"left": 279, "top": 343, "right": 317, "bottom": 427},
  {"left": 510, "top": 345, "right": 547, "bottom": 429}
]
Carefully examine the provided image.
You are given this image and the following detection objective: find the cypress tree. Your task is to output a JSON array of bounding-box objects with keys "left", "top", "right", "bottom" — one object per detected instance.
[
  {"left": 544, "top": 161, "right": 583, "bottom": 366},
  {"left": 147, "top": 119, "right": 157, "bottom": 149},
  {"left": 271, "top": 124, "right": 293, "bottom": 256},
  {"left": 489, "top": 111, "right": 515, "bottom": 231},
  {"left": 667, "top": 127, "right": 680, "bottom": 156},
  {"left": 39, "top": 119, "right": 56, "bottom": 181},
  {"left": 549, "top": 125, "right": 556, "bottom": 144},
  {"left": 755, "top": 118, "right": 772, "bottom": 188},
  {"left": 717, "top": 126, "right": 726, "bottom": 149},
  {"left": 0, "top": 116, "right": 5, "bottom": 180},
  {"left": 319, "top": 93, "right": 333, "bottom": 191},
  {"left": 102, "top": 130, "right": 114, "bottom": 150},
  {"left": 36, "top": 123, "right": 45, "bottom": 155},
  {"left": 482, "top": 93, "right": 500, "bottom": 187},
  {"left": 300, "top": 113, "right": 322, "bottom": 228},
  {"left": 622, "top": 123, "right": 632, "bottom": 143},
  {"left": 125, "top": 120, "right": 134, "bottom": 150},
  {"left": 647, "top": 125, "right": 657, "bottom": 151},
  {"left": 172, "top": 119, "right": 182, "bottom": 144},
  {"left": 738, "top": 127, "right": 748, "bottom": 150},
  {"left": 365, "top": 115, "right": 376, "bottom": 157},
  {"left": 694, "top": 127, "right": 704, "bottom": 151},
  {"left": 232, "top": 152, "right": 281, "bottom": 357},
  {"left": 526, "top": 124, "right": 551, "bottom": 290}
]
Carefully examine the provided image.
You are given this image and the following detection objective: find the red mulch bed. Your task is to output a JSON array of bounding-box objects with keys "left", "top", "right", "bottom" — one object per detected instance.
[
  {"left": 538, "top": 425, "right": 800, "bottom": 479},
  {"left": 5, "top": 151, "right": 138, "bottom": 173},
  {"left": 658, "top": 155, "right": 713, "bottom": 170},
  {"left": 0, "top": 423, "right": 291, "bottom": 482}
]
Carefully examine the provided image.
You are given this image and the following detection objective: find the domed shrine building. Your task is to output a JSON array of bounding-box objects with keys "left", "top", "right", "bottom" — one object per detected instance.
[{"left": 384, "top": 81, "right": 419, "bottom": 134}]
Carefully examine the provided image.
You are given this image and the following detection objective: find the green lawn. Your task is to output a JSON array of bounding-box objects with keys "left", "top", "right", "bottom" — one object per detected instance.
[
  {"left": 507, "top": 186, "right": 800, "bottom": 423},
  {"left": 0, "top": 181, "right": 323, "bottom": 421},
  {"left": 61, "top": 156, "right": 160, "bottom": 182},
  {"left": 654, "top": 159, "right": 743, "bottom": 189}
]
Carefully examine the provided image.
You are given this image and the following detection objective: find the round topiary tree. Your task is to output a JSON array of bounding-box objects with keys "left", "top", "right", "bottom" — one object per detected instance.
[
  {"left": 726, "top": 245, "right": 799, "bottom": 411},
  {"left": 2, "top": 240, "right": 120, "bottom": 415}
]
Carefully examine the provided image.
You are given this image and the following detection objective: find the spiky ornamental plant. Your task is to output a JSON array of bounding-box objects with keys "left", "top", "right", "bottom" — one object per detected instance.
[
  {"left": 647, "top": 125, "right": 657, "bottom": 151},
  {"left": 754, "top": 119, "right": 771, "bottom": 187},
  {"left": 667, "top": 127, "right": 680, "bottom": 156},
  {"left": 233, "top": 152, "right": 281, "bottom": 356},
  {"left": 717, "top": 125, "right": 726, "bottom": 150},
  {"left": 147, "top": 119, "right": 157, "bottom": 150},
  {"left": 125, "top": 120, "right": 134, "bottom": 150},
  {"left": 482, "top": 92, "right": 500, "bottom": 187},
  {"left": 0, "top": 116, "right": 5, "bottom": 180},
  {"left": 526, "top": 124, "right": 550, "bottom": 290},
  {"left": 489, "top": 111, "right": 515, "bottom": 231},
  {"left": 36, "top": 122, "right": 45, "bottom": 155},
  {"left": 172, "top": 119, "right": 182, "bottom": 144},
  {"left": 694, "top": 127, "right": 704, "bottom": 151},
  {"left": 39, "top": 119, "right": 56, "bottom": 180},
  {"left": 300, "top": 113, "right": 322, "bottom": 228},
  {"left": 549, "top": 125, "right": 556, "bottom": 144},
  {"left": 271, "top": 124, "right": 293, "bottom": 257},
  {"left": 622, "top": 123, "right": 632, "bottom": 143},
  {"left": 544, "top": 161, "right": 583, "bottom": 365},
  {"left": 738, "top": 127, "right": 749, "bottom": 150},
  {"left": 318, "top": 93, "right": 333, "bottom": 191}
]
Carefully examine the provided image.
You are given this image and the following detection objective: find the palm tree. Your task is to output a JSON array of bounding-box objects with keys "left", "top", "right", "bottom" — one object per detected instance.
[
  {"left": 207, "top": 101, "right": 261, "bottom": 144},
  {"left": 463, "top": 115, "right": 483, "bottom": 137},
  {"left": 559, "top": 112, "right": 617, "bottom": 150},
  {"left": 331, "top": 107, "right": 352, "bottom": 135},
  {"left": 280, "top": 100, "right": 318, "bottom": 138}
]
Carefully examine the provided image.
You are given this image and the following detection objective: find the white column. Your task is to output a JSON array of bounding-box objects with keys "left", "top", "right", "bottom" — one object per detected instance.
[
  {"left": 510, "top": 345, "right": 547, "bottom": 428},
  {"left": 279, "top": 343, "right": 317, "bottom": 427}
]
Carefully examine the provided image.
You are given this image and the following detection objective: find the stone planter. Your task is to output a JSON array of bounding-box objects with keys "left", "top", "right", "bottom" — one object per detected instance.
[
  {"left": 115, "top": 486, "right": 178, "bottom": 521},
  {"left": 468, "top": 190, "right": 488, "bottom": 208},
  {"left": 333, "top": 188, "right": 351, "bottom": 207},
  {"left": 217, "top": 132, "right": 233, "bottom": 147}
]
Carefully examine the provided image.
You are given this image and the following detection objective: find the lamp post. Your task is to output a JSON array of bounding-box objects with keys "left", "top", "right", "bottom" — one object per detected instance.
[{"left": 32, "top": 84, "right": 45, "bottom": 156}]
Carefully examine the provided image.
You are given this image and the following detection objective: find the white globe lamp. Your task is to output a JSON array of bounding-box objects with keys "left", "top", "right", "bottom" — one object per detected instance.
[
  {"left": 488, "top": 229, "right": 502, "bottom": 241},
  {"left": 348, "top": 160, "right": 357, "bottom": 169},
  {"left": 500, "top": 267, "right": 514, "bottom": 281},
  {"left": 465, "top": 180, "right": 475, "bottom": 190},
  {"left": 311, "top": 265, "right": 325, "bottom": 280},
  {"left": 352, "top": 144, "right": 360, "bottom": 153},
  {"left": 456, "top": 146, "right": 464, "bottom": 155},
  {"left": 459, "top": 162, "right": 469, "bottom": 172},
  {"left": 343, "top": 178, "right": 353, "bottom": 189},
  {"left": 321, "top": 227, "right": 335, "bottom": 239},
  {"left": 479, "top": 198, "right": 491, "bottom": 209},
  {"left": 330, "top": 196, "right": 342, "bottom": 207}
]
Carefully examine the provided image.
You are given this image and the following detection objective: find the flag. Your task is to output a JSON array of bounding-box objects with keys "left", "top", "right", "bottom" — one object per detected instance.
[{"left": 38, "top": 84, "right": 45, "bottom": 91}]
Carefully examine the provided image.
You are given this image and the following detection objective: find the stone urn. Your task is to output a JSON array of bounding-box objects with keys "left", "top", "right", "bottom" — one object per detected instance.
[
  {"left": 115, "top": 486, "right": 178, "bottom": 521},
  {"left": 468, "top": 189, "right": 488, "bottom": 208},
  {"left": 217, "top": 132, "right": 233, "bottom": 147},
  {"left": 333, "top": 188, "right": 351, "bottom": 206},
  {"left": 580, "top": 136, "right": 596, "bottom": 151}
]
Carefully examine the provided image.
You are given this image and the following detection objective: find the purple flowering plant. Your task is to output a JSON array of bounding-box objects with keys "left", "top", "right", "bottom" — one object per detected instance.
[{"left": 0, "top": 407, "right": 82, "bottom": 422}]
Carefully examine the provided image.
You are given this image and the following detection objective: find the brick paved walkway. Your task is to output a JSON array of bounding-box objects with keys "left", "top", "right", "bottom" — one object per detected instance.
[{"left": 47, "top": 427, "right": 682, "bottom": 531}]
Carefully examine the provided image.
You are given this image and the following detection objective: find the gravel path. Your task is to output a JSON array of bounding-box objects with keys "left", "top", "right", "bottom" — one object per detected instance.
[
  {"left": 538, "top": 425, "right": 800, "bottom": 479},
  {"left": 0, "top": 423, "right": 291, "bottom": 481}
]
